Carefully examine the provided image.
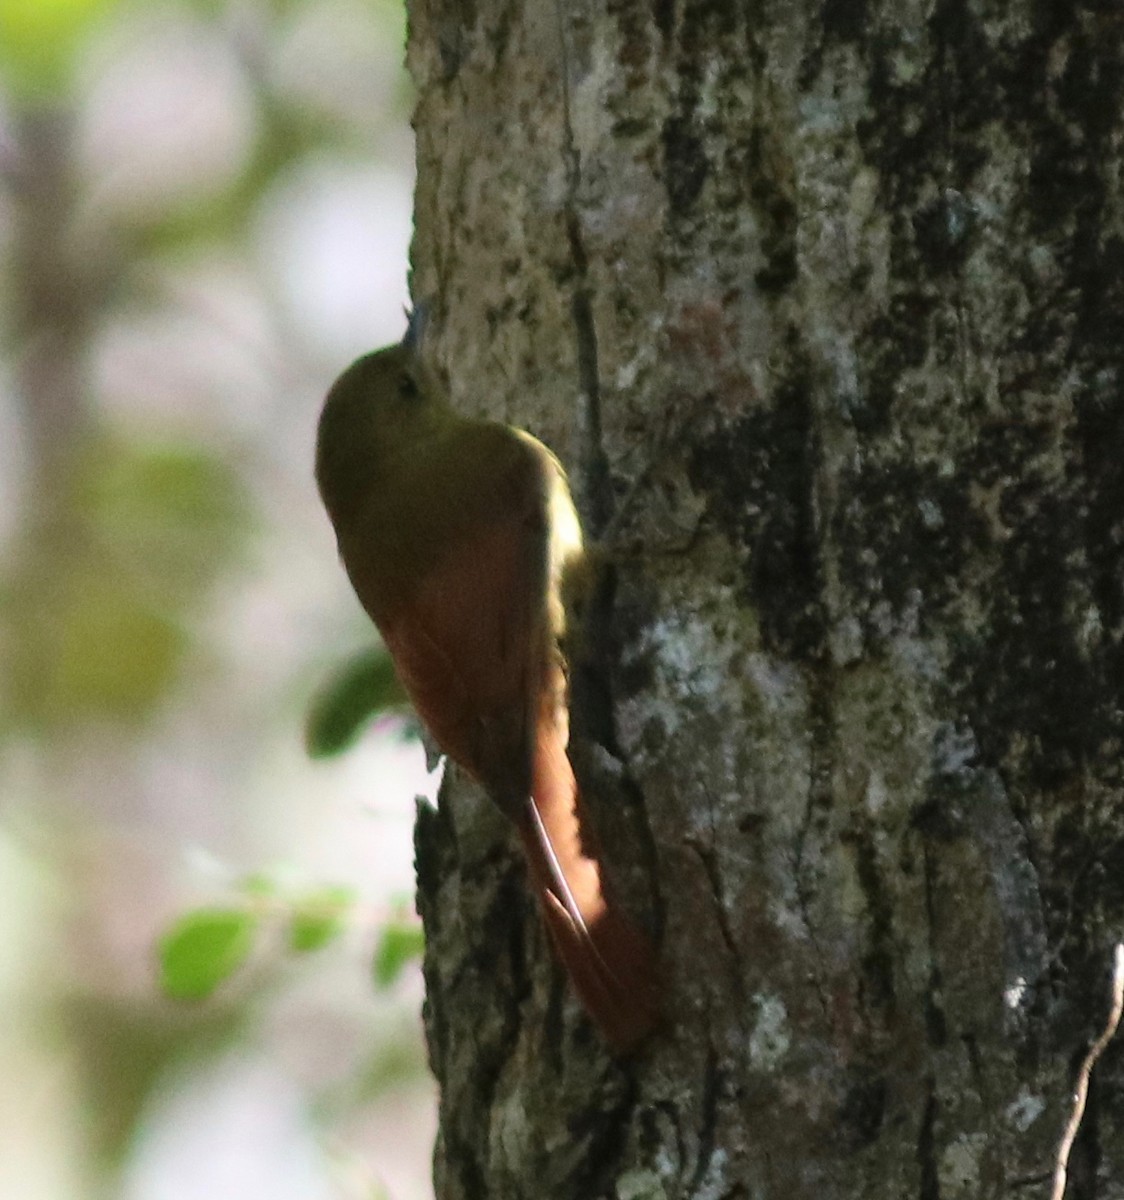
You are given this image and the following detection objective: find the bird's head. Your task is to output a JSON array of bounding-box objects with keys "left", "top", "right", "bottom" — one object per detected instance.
[{"left": 315, "top": 312, "right": 444, "bottom": 523}]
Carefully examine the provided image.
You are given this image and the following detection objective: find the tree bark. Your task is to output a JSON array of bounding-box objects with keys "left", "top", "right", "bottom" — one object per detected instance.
[{"left": 406, "top": 1, "right": 1124, "bottom": 1196}]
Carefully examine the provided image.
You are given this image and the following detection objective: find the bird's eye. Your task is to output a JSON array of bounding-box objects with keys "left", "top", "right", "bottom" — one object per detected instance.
[{"left": 398, "top": 373, "right": 419, "bottom": 400}]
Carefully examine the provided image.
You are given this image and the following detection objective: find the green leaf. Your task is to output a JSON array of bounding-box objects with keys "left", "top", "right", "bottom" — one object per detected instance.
[
  {"left": 158, "top": 907, "right": 258, "bottom": 1000},
  {"left": 305, "top": 649, "right": 410, "bottom": 759},
  {"left": 373, "top": 921, "right": 424, "bottom": 989},
  {"left": 288, "top": 885, "right": 355, "bottom": 953}
]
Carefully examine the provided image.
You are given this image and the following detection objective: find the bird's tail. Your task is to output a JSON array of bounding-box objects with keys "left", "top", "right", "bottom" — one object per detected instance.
[{"left": 517, "top": 724, "right": 661, "bottom": 1051}]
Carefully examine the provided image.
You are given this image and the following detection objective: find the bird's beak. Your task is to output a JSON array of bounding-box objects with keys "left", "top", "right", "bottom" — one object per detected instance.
[{"left": 403, "top": 302, "right": 429, "bottom": 354}]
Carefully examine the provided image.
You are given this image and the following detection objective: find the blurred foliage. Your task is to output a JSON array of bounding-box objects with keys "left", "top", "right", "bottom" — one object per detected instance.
[
  {"left": 81, "top": 438, "right": 250, "bottom": 589},
  {"left": 61, "top": 992, "right": 250, "bottom": 1169},
  {"left": 305, "top": 647, "right": 412, "bottom": 758},
  {"left": 156, "top": 875, "right": 421, "bottom": 1002},
  {"left": 0, "top": 0, "right": 119, "bottom": 98},
  {"left": 2, "top": 437, "right": 251, "bottom": 730},
  {"left": 0, "top": 0, "right": 428, "bottom": 1193},
  {"left": 288, "top": 883, "right": 355, "bottom": 952}
]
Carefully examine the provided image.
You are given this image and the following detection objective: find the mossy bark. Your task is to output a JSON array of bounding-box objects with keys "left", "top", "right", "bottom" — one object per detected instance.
[{"left": 407, "top": 1, "right": 1124, "bottom": 1196}]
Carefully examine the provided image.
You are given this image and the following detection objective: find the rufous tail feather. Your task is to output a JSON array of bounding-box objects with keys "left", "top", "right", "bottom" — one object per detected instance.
[{"left": 518, "top": 723, "right": 661, "bottom": 1050}]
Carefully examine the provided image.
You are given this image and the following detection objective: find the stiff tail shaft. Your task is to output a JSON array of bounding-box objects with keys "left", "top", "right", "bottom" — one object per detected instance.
[{"left": 518, "top": 723, "right": 661, "bottom": 1051}]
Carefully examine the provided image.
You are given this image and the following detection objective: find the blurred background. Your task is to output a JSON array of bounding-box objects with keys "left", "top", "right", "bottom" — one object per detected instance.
[{"left": 0, "top": 0, "right": 438, "bottom": 1197}]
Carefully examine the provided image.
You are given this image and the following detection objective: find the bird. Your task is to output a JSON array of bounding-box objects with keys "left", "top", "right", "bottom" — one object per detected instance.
[{"left": 315, "top": 313, "right": 661, "bottom": 1050}]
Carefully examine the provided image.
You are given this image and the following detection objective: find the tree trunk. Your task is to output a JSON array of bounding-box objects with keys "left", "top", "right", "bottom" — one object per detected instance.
[{"left": 406, "top": 1, "right": 1124, "bottom": 1196}]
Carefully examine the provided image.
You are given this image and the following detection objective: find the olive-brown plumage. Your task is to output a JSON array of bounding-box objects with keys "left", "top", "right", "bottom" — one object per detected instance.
[{"left": 316, "top": 331, "right": 660, "bottom": 1050}]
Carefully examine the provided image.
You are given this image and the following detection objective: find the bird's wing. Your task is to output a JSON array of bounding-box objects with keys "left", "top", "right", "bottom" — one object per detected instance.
[{"left": 374, "top": 429, "right": 552, "bottom": 810}]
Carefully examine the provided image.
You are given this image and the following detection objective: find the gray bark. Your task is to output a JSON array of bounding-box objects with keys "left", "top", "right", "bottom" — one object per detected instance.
[{"left": 406, "top": 1, "right": 1124, "bottom": 1197}]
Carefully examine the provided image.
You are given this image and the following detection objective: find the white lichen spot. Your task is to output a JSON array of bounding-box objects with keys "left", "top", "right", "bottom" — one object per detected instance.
[
  {"left": 918, "top": 497, "right": 943, "bottom": 530},
  {"left": 493, "top": 1088, "right": 531, "bottom": 1164},
  {"left": 1005, "top": 1088, "right": 1046, "bottom": 1132},
  {"left": 815, "top": 335, "right": 858, "bottom": 410},
  {"left": 692, "top": 1149, "right": 730, "bottom": 1200},
  {"left": 612, "top": 320, "right": 662, "bottom": 392},
  {"left": 569, "top": 36, "right": 617, "bottom": 166},
  {"left": 1027, "top": 243, "right": 1055, "bottom": 280},
  {"left": 770, "top": 893, "right": 810, "bottom": 941},
  {"left": 932, "top": 722, "right": 978, "bottom": 780},
  {"left": 829, "top": 614, "right": 864, "bottom": 666},
  {"left": 939, "top": 1133, "right": 987, "bottom": 1197},
  {"left": 889, "top": 628, "right": 945, "bottom": 685},
  {"left": 695, "top": 56, "right": 725, "bottom": 121},
  {"left": 745, "top": 653, "right": 803, "bottom": 713},
  {"left": 864, "top": 771, "right": 889, "bottom": 817},
  {"left": 891, "top": 48, "right": 922, "bottom": 84},
  {"left": 615, "top": 356, "right": 640, "bottom": 390},
  {"left": 847, "top": 166, "right": 880, "bottom": 228},
  {"left": 1078, "top": 603, "right": 1103, "bottom": 655},
  {"left": 636, "top": 607, "right": 743, "bottom": 720},
  {"left": 617, "top": 1169, "right": 668, "bottom": 1200},
  {"left": 749, "top": 993, "right": 790, "bottom": 1069},
  {"left": 653, "top": 1146, "right": 677, "bottom": 1179},
  {"left": 1004, "top": 976, "right": 1027, "bottom": 1010},
  {"left": 798, "top": 90, "right": 845, "bottom": 136}
]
